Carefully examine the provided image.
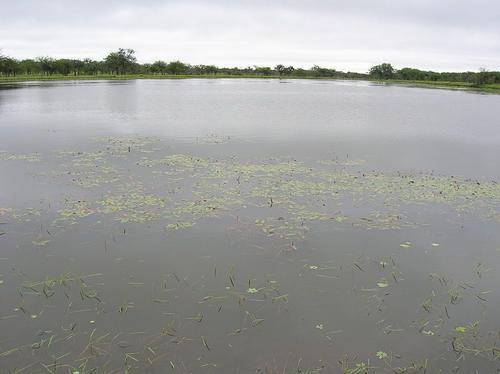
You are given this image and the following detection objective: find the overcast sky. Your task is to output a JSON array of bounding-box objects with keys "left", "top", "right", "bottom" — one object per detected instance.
[{"left": 1, "top": 0, "right": 499, "bottom": 72}]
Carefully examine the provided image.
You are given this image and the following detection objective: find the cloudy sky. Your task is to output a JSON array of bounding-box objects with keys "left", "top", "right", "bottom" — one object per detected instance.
[{"left": 1, "top": 0, "right": 499, "bottom": 72}]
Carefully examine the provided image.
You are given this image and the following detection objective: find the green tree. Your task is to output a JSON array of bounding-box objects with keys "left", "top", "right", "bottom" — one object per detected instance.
[
  {"left": 192, "top": 65, "right": 218, "bottom": 75},
  {"left": 397, "top": 67, "right": 426, "bottom": 80},
  {"left": 37, "top": 57, "right": 56, "bottom": 75},
  {"left": 150, "top": 60, "right": 168, "bottom": 74},
  {"left": 19, "top": 59, "right": 41, "bottom": 75},
  {"left": 292, "top": 68, "right": 307, "bottom": 77},
  {"left": 82, "top": 59, "right": 100, "bottom": 75},
  {"left": 311, "top": 65, "right": 336, "bottom": 77},
  {"left": 165, "top": 60, "right": 189, "bottom": 75},
  {"left": 254, "top": 66, "right": 272, "bottom": 76},
  {"left": 104, "top": 48, "right": 137, "bottom": 75},
  {"left": 275, "top": 64, "right": 295, "bottom": 77},
  {"left": 72, "top": 59, "right": 84, "bottom": 75},
  {"left": 474, "top": 68, "right": 493, "bottom": 86},
  {"left": 369, "top": 63, "right": 395, "bottom": 79},
  {"left": 0, "top": 53, "right": 20, "bottom": 76},
  {"left": 54, "top": 59, "right": 74, "bottom": 75}
]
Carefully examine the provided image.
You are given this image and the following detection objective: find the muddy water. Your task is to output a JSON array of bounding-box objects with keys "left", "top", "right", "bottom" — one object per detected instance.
[{"left": 0, "top": 79, "right": 499, "bottom": 373}]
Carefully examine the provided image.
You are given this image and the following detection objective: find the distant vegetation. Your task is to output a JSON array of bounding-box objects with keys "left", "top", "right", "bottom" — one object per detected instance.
[{"left": 1, "top": 48, "right": 499, "bottom": 87}]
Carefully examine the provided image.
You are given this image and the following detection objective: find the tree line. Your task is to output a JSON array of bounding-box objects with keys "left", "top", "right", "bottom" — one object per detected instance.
[{"left": 1, "top": 48, "right": 499, "bottom": 85}]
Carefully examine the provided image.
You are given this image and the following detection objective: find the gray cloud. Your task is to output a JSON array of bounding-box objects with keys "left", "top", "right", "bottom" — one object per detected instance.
[{"left": 1, "top": 0, "right": 499, "bottom": 72}]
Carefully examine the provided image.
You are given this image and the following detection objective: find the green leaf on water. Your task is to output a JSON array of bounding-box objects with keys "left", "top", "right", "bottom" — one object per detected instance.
[
  {"left": 377, "top": 281, "right": 389, "bottom": 288},
  {"left": 376, "top": 351, "right": 388, "bottom": 359},
  {"left": 166, "top": 221, "right": 195, "bottom": 230},
  {"left": 455, "top": 326, "right": 467, "bottom": 333},
  {"left": 32, "top": 240, "right": 50, "bottom": 246}
]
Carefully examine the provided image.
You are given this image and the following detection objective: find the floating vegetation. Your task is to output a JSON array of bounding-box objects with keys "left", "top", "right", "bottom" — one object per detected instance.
[
  {"left": 0, "top": 207, "right": 12, "bottom": 216},
  {"left": 376, "top": 351, "right": 388, "bottom": 360},
  {"left": 97, "top": 135, "right": 162, "bottom": 154},
  {"left": 196, "top": 133, "right": 232, "bottom": 144},
  {"left": 455, "top": 326, "right": 467, "bottom": 333},
  {"left": 0, "top": 151, "right": 40, "bottom": 162},
  {"left": 97, "top": 184, "right": 167, "bottom": 223},
  {"left": 377, "top": 280, "right": 389, "bottom": 288},
  {"left": 11, "top": 207, "right": 42, "bottom": 222},
  {"left": 0, "top": 134, "right": 498, "bottom": 373},
  {"left": 31, "top": 239, "right": 50, "bottom": 246},
  {"left": 58, "top": 200, "right": 94, "bottom": 219},
  {"left": 165, "top": 221, "right": 195, "bottom": 230},
  {"left": 15, "top": 135, "right": 496, "bottom": 242}
]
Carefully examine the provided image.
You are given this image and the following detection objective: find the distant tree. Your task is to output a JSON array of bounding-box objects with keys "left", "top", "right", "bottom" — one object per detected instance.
[
  {"left": 199, "top": 65, "right": 218, "bottom": 75},
  {"left": 311, "top": 65, "right": 337, "bottom": 77},
  {"left": 190, "top": 64, "right": 218, "bottom": 75},
  {"left": 397, "top": 67, "right": 423, "bottom": 80},
  {"left": 19, "top": 59, "right": 41, "bottom": 75},
  {"left": 218, "top": 67, "right": 241, "bottom": 75},
  {"left": 165, "top": 60, "right": 189, "bottom": 75},
  {"left": 369, "top": 63, "right": 395, "bottom": 79},
  {"left": 3, "top": 49, "right": 500, "bottom": 85},
  {"left": 104, "top": 48, "right": 137, "bottom": 74},
  {"left": 284, "top": 66, "right": 295, "bottom": 75},
  {"left": 254, "top": 66, "right": 272, "bottom": 76},
  {"left": 139, "top": 63, "right": 151, "bottom": 74},
  {"left": 0, "top": 54, "right": 20, "bottom": 76},
  {"left": 72, "top": 59, "right": 85, "bottom": 75},
  {"left": 474, "top": 68, "right": 493, "bottom": 86},
  {"left": 150, "top": 60, "right": 168, "bottom": 74},
  {"left": 275, "top": 64, "right": 295, "bottom": 77},
  {"left": 54, "top": 59, "right": 74, "bottom": 75},
  {"left": 344, "top": 71, "right": 368, "bottom": 79},
  {"left": 0, "top": 50, "right": 21, "bottom": 75},
  {"left": 37, "top": 56, "right": 56, "bottom": 75},
  {"left": 292, "top": 68, "right": 307, "bottom": 77},
  {"left": 82, "top": 59, "right": 100, "bottom": 75}
]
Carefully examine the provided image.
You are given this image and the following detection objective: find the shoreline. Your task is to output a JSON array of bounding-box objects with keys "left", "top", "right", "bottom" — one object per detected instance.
[{"left": 1, "top": 74, "right": 499, "bottom": 94}]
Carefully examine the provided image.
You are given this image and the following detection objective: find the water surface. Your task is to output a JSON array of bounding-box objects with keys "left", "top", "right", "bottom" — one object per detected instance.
[{"left": 0, "top": 79, "right": 499, "bottom": 373}]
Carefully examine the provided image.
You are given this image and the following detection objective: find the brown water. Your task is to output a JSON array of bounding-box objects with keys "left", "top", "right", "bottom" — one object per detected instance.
[{"left": 0, "top": 79, "right": 499, "bottom": 373}]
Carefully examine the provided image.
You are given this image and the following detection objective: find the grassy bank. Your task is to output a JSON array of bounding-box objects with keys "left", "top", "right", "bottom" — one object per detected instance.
[
  {"left": 1, "top": 74, "right": 499, "bottom": 93},
  {"left": 380, "top": 79, "right": 500, "bottom": 93},
  {"left": 0, "top": 73, "right": 254, "bottom": 82}
]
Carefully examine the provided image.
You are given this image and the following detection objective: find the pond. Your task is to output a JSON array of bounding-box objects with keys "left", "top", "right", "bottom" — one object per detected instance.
[{"left": 0, "top": 79, "right": 499, "bottom": 373}]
